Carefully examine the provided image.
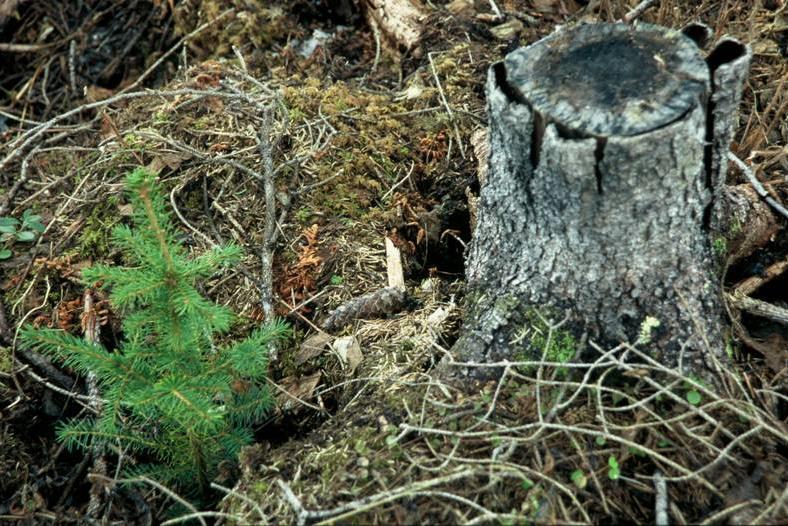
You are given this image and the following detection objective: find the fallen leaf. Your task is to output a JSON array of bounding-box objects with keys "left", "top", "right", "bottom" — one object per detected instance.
[
  {"left": 147, "top": 151, "right": 192, "bottom": 173},
  {"left": 85, "top": 85, "right": 115, "bottom": 103},
  {"left": 295, "top": 332, "right": 333, "bottom": 365},
  {"left": 332, "top": 335, "right": 363, "bottom": 373},
  {"left": 276, "top": 372, "right": 322, "bottom": 410}
]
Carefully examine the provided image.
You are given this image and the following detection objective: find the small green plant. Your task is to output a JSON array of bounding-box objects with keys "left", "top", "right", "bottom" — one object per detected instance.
[
  {"left": 513, "top": 308, "right": 577, "bottom": 377},
  {"left": 0, "top": 209, "right": 46, "bottom": 259},
  {"left": 21, "top": 169, "right": 288, "bottom": 498},
  {"left": 686, "top": 389, "right": 702, "bottom": 405},
  {"left": 570, "top": 469, "right": 587, "bottom": 489},
  {"left": 607, "top": 456, "right": 621, "bottom": 480},
  {"left": 712, "top": 237, "right": 727, "bottom": 257},
  {"left": 684, "top": 375, "right": 705, "bottom": 406}
]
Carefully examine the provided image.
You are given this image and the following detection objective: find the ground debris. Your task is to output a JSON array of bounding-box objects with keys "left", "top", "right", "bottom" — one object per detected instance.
[{"left": 323, "top": 286, "right": 410, "bottom": 332}]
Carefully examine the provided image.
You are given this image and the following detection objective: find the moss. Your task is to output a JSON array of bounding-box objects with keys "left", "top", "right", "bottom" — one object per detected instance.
[
  {"left": 70, "top": 199, "right": 123, "bottom": 259},
  {"left": 294, "top": 207, "right": 313, "bottom": 224},
  {"left": 172, "top": 1, "right": 294, "bottom": 59},
  {"left": 0, "top": 345, "right": 12, "bottom": 376},
  {"left": 729, "top": 218, "right": 742, "bottom": 236},
  {"left": 491, "top": 293, "right": 521, "bottom": 319},
  {"left": 516, "top": 308, "right": 578, "bottom": 374},
  {"left": 637, "top": 316, "right": 661, "bottom": 345},
  {"left": 712, "top": 237, "right": 727, "bottom": 257}
]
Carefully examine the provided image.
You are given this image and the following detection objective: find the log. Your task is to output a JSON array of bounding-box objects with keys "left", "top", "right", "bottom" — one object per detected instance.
[{"left": 446, "top": 23, "right": 750, "bottom": 380}]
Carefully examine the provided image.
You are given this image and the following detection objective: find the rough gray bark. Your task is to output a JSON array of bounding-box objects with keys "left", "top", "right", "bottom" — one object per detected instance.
[{"left": 446, "top": 23, "right": 750, "bottom": 380}]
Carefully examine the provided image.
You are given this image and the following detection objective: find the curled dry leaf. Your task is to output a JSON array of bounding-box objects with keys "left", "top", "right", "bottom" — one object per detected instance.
[
  {"left": 295, "top": 332, "right": 333, "bottom": 365},
  {"left": 332, "top": 335, "right": 362, "bottom": 373},
  {"left": 276, "top": 372, "right": 322, "bottom": 411}
]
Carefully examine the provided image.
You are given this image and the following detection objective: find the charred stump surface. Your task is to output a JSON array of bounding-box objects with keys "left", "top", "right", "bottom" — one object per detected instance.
[{"left": 447, "top": 23, "right": 750, "bottom": 380}]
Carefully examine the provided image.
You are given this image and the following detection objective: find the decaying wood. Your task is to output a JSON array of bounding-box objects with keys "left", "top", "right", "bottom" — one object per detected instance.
[
  {"left": 727, "top": 292, "right": 788, "bottom": 327},
  {"left": 727, "top": 255, "right": 788, "bottom": 331},
  {"left": 733, "top": 257, "right": 788, "bottom": 298},
  {"left": 707, "top": 38, "right": 753, "bottom": 231},
  {"left": 361, "top": 0, "right": 425, "bottom": 52},
  {"left": 446, "top": 23, "right": 751, "bottom": 380},
  {"left": 721, "top": 184, "right": 781, "bottom": 264},
  {"left": 467, "top": 128, "right": 490, "bottom": 232},
  {"left": 323, "top": 287, "right": 409, "bottom": 332}
]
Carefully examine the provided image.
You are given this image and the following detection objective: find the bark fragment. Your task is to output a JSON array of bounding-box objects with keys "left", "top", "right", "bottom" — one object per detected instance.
[
  {"left": 360, "top": 0, "right": 425, "bottom": 52},
  {"left": 323, "top": 286, "right": 409, "bottom": 332}
]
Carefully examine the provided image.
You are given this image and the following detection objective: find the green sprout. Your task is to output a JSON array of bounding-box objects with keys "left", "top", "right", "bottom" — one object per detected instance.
[
  {"left": 607, "top": 456, "right": 621, "bottom": 480},
  {"left": 0, "top": 209, "right": 46, "bottom": 260}
]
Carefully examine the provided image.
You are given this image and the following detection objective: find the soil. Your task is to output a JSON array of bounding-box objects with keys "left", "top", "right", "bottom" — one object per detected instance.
[{"left": 1, "top": 0, "right": 786, "bottom": 524}]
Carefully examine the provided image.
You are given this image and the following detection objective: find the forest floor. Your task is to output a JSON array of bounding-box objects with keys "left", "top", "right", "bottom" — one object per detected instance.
[{"left": 0, "top": 0, "right": 786, "bottom": 524}]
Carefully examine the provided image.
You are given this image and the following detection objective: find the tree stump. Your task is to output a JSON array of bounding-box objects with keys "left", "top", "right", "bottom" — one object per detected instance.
[{"left": 447, "top": 23, "right": 750, "bottom": 380}]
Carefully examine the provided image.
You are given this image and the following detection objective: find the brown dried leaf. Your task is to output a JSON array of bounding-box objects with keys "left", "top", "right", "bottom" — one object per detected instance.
[
  {"left": 295, "top": 332, "right": 333, "bottom": 365},
  {"left": 85, "top": 85, "right": 115, "bottom": 103},
  {"left": 147, "top": 151, "right": 192, "bottom": 174},
  {"left": 276, "top": 372, "right": 322, "bottom": 410}
]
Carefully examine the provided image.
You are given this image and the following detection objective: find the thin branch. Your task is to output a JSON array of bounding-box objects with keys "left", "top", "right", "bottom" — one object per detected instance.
[
  {"left": 119, "top": 8, "right": 235, "bottom": 95},
  {"left": 1, "top": 88, "right": 254, "bottom": 174},
  {"left": 622, "top": 0, "right": 659, "bottom": 23},
  {"left": 257, "top": 110, "right": 278, "bottom": 323},
  {"left": 729, "top": 151, "right": 788, "bottom": 220}
]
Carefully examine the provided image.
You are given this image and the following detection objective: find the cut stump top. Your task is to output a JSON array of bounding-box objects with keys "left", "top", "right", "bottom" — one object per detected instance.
[{"left": 505, "top": 23, "right": 709, "bottom": 137}]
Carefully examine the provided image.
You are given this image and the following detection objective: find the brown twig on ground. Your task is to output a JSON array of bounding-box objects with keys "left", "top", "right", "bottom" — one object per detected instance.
[
  {"left": 729, "top": 151, "right": 788, "bottom": 220},
  {"left": 81, "top": 289, "right": 108, "bottom": 521},
  {"left": 257, "top": 111, "right": 278, "bottom": 323},
  {"left": 726, "top": 292, "right": 788, "bottom": 326},
  {"left": 119, "top": 8, "right": 234, "bottom": 96},
  {"left": 0, "top": 88, "right": 255, "bottom": 174},
  {"left": 733, "top": 257, "right": 788, "bottom": 297}
]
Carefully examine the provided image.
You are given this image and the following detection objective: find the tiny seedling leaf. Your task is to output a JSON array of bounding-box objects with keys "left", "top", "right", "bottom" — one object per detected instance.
[
  {"left": 570, "top": 469, "right": 587, "bottom": 489},
  {"left": 16, "top": 231, "right": 37, "bottom": 242},
  {"left": 607, "top": 456, "right": 621, "bottom": 480},
  {"left": 0, "top": 249, "right": 12, "bottom": 260},
  {"left": 686, "top": 390, "right": 702, "bottom": 405},
  {"left": 25, "top": 219, "right": 46, "bottom": 233}
]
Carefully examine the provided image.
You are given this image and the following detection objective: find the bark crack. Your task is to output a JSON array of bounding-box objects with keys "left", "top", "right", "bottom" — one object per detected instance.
[{"left": 594, "top": 137, "right": 607, "bottom": 194}]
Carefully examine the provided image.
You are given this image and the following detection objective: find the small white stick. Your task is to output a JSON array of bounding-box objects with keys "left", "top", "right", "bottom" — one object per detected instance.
[
  {"left": 623, "top": 0, "right": 659, "bottom": 24},
  {"left": 385, "top": 237, "right": 406, "bottom": 289},
  {"left": 654, "top": 469, "right": 669, "bottom": 526}
]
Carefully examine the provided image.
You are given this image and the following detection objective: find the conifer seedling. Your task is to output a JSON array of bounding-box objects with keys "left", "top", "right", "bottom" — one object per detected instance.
[{"left": 21, "top": 168, "right": 288, "bottom": 498}]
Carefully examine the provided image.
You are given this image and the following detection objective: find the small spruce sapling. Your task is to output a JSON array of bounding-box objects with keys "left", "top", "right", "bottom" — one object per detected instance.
[{"left": 21, "top": 169, "right": 288, "bottom": 497}]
